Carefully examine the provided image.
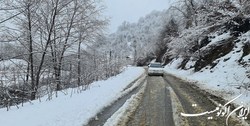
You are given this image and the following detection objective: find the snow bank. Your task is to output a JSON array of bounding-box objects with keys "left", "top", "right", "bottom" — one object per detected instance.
[
  {"left": 164, "top": 55, "right": 250, "bottom": 107},
  {"left": 104, "top": 79, "right": 146, "bottom": 126},
  {"left": 164, "top": 31, "right": 250, "bottom": 107},
  {"left": 0, "top": 67, "right": 145, "bottom": 126}
]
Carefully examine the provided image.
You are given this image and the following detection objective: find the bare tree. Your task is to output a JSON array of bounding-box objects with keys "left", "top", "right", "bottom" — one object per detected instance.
[{"left": 46, "top": 0, "right": 107, "bottom": 90}]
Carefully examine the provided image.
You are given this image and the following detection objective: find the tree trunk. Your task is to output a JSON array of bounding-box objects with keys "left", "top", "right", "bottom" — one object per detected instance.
[
  {"left": 34, "top": 0, "right": 60, "bottom": 99},
  {"left": 55, "top": 65, "right": 61, "bottom": 91},
  {"left": 77, "top": 41, "right": 81, "bottom": 87},
  {"left": 26, "top": 2, "right": 35, "bottom": 100},
  {"left": 54, "top": 2, "right": 77, "bottom": 89}
]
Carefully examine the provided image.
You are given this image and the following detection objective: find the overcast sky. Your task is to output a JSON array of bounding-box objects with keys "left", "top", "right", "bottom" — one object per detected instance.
[{"left": 104, "top": 0, "right": 173, "bottom": 33}]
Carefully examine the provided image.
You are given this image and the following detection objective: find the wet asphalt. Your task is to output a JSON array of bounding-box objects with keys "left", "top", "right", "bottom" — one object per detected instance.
[
  {"left": 87, "top": 73, "right": 245, "bottom": 126},
  {"left": 127, "top": 76, "right": 174, "bottom": 126}
]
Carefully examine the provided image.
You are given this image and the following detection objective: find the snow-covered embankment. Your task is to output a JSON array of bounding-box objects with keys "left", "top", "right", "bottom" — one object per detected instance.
[{"left": 0, "top": 66, "right": 145, "bottom": 126}]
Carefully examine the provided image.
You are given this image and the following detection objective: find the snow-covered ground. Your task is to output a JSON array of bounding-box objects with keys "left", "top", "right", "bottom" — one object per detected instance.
[
  {"left": 0, "top": 66, "right": 145, "bottom": 126},
  {"left": 164, "top": 55, "right": 250, "bottom": 107},
  {"left": 164, "top": 30, "right": 250, "bottom": 107},
  {"left": 104, "top": 79, "right": 146, "bottom": 126}
]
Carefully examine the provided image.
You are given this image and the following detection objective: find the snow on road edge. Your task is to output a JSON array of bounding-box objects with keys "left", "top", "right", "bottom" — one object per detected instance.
[
  {"left": 167, "top": 87, "right": 189, "bottom": 126},
  {"left": 0, "top": 67, "right": 145, "bottom": 126},
  {"left": 104, "top": 79, "right": 147, "bottom": 126},
  {"left": 116, "top": 74, "right": 146, "bottom": 102}
]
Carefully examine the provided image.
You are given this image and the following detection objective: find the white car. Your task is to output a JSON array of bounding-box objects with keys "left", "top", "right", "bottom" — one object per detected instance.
[{"left": 148, "top": 62, "right": 164, "bottom": 76}]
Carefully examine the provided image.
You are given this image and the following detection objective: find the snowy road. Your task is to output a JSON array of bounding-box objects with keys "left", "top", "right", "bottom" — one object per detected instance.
[
  {"left": 164, "top": 74, "right": 245, "bottom": 126},
  {"left": 127, "top": 76, "right": 174, "bottom": 126},
  {"left": 87, "top": 73, "right": 247, "bottom": 126}
]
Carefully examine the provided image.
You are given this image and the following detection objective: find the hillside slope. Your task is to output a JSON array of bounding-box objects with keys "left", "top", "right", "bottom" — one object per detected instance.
[{"left": 162, "top": 1, "right": 250, "bottom": 106}]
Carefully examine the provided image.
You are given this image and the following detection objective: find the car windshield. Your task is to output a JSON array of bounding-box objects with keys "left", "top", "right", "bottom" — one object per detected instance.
[{"left": 150, "top": 63, "right": 162, "bottom": 68}]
